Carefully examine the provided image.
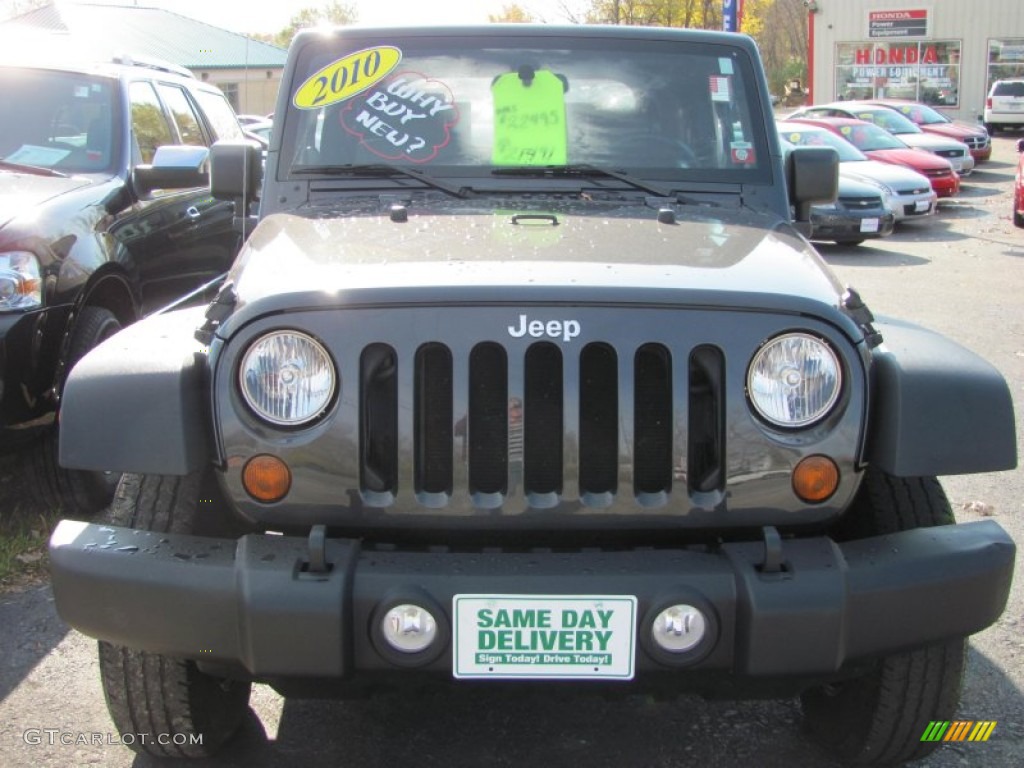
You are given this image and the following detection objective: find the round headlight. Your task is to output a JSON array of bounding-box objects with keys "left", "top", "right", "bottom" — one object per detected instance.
[
  {"left": 747, "top": 333, "right": 841, "bottom": 428},
  {"left": 239, "top": 331, "right": 335, "bottom": 425}
]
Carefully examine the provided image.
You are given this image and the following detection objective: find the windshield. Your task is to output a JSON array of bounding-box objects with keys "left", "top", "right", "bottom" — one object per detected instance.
[
  {"left": 889, "top": 103, "right": 948, "bottom": 125},
  {"left": 0, "top": 67, "right": 120, "bottom": 174},
  {"left": 833, "top": 122, "right": 906, "bottom": 151},
  {"left": 776, "top": 124, "right": 866, "bottom": 162},
  {"left": 850, "top": 107, "right": 921, "bottom": 135},
  {"left": 280, "top": 32, "right": 771, "bottom": 184}
]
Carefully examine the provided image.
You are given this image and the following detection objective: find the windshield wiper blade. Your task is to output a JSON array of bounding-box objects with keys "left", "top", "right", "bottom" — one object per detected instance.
[
  {"left": 292, "top": 162, "right": 468, "bottom": 198},
  {"left": 493, "top": 164, "right": 708, "bottom": 204},
  {"left": 0, "top": 159, "right": 69, "bottom": 178},
  {"left": 493, "top": 164, "right": 678, "bottom": 197}
]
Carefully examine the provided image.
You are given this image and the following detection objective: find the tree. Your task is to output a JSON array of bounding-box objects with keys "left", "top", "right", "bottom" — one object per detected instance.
[
  {"left": 489, "top": 4, "right": 535, "bottom": 22},
  {"left": 263, "top": 1, "right": 358, "bottom": 49},
  {"left": 582, "top": 1, "right": 724, "bottom": 29}
]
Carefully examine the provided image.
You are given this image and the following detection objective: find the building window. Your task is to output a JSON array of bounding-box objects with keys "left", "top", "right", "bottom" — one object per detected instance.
[
  {"left": 835, "top": 40, "right": 962, "bottom": 106},
  {"left": 219, "top": 82, "right": 239, "bottom": 112},
  {"left": 987, "top": 38, "right": 1024, "bottom": 93}
]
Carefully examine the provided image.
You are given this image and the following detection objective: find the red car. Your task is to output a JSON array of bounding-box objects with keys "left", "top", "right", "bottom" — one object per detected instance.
[
  {"left": 865, "top": 100, "right": 992, "bottom": 163},
  {"left": 786, "top": 117, "right": 960, "bottom": 198},
  {"left": 1015, "top": 139, "right": 1024, "bottom": 228}
]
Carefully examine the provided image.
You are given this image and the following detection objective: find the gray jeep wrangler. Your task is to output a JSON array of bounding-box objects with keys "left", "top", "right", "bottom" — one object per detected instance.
[{"left": 49, "top": 25, "right": 1016, "bottom": 765}]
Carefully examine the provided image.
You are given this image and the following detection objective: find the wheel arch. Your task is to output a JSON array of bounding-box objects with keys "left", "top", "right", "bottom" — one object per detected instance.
[{"left": 864, "top": 316, "right": 1017, "bottom": 476}]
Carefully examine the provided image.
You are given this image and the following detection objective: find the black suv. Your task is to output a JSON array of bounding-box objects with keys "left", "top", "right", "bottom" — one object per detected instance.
[
  {"left": 50, "top": 26, "right": 1016, "bottom": 765},
  {"left": 0, "top": 55, "right": 243, "bottom": 513}
]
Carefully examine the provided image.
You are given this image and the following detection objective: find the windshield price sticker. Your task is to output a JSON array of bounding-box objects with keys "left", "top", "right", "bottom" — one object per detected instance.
[
  {"left": 293, "top": 46, "right": 403, "bottom": 109},
  {"left": 453, "top": 595, "right": 637, "bottom": 679}
]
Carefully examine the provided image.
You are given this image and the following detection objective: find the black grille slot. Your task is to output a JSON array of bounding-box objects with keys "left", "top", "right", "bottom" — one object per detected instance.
[
  {"left": 469, "top": 343, "right": 508, "bottom": 494},
  {"left": 524, "top": 343, "right": 563, "bottom": 495},
  {"left": 634, "top": 344, "right": 672, "bottom": 495},
  {"left": 688, "top": 345, "right": 725, "bottom": 493},
  {"left": 360, "top": 344, "right": 398, "bottom": 494},
  {"left": 579, "top": 343, "right": 618, "bottom": 495},
  {"left": 415, "top": 344, "right": 453, "bottom": 495}
]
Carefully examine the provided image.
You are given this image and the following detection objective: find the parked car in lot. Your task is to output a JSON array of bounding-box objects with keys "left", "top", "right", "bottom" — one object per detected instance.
[
  {"left": 808, "top": 173, "right": 896, "bottom": 245},
  {"left": 788, "top": 102, "right": 975, "bottom": 175},
  {"left": 778, "top": 120, "right": 937, "bottom": 220},
  {"left": 864, "top": 100, "right": 991, "bottom": 163},
  {"left": 1015, "top": 138, "right": 1024, "bottom": 228},
  {"left": 0, "top": 53, "right": 244, "bottom": 514},
  {"left": 984, "top": 78, "right": 1024, "bottom": 135},
  {"left": 787, "top": 116, "right": 960, "bottom": 198}
]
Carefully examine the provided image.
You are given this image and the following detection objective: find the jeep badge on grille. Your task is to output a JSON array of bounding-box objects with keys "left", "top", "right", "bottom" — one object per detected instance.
[{"left": 508, "top": 314, "right": 582, "bottom": 342}]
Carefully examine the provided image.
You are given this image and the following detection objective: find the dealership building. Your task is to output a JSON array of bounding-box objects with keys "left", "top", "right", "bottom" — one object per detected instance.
[{"left": 806, "top": 0, "right": 1024, "bottom": 122}]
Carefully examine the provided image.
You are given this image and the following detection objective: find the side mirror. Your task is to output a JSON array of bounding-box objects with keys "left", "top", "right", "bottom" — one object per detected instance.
[
  {"left": 133, "top": 145, "right": 209, "bottom": 197},
  {"left": 1017, "top": 138, "right": 1024, "bottom": 154},
  {"left": 210, "top": 139, "right": 263, "bottom": 233},
  {"left": 788, "top": 146, "right": 839, "bottom": 224}
]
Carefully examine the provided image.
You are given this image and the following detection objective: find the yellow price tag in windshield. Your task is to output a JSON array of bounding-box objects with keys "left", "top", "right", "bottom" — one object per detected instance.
[
  {"left": 492, "top": 70, "right": 567, "bottom": 166},
  {"left": 293, "top": 46, "right": 402, "bottom": 109}
]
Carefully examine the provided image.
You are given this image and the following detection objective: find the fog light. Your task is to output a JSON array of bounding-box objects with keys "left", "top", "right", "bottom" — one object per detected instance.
[
  {"left": 651, "top": 605, "right": 706, "bottom": 653},
  {"left": 381, "top": 604, "right": 438, "bottom": 653}
]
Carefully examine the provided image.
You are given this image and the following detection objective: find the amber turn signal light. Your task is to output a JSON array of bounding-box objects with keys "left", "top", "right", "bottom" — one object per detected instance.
[
  {"left": 242, "top": 455, "right": 292, "bottom": 503},
  {"left": 792, "top": 455, "right": 839, "bottom": 503}
]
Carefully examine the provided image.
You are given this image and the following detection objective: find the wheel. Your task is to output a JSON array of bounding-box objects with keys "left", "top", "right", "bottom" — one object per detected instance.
[
  {"left": 27, "top": 306, "right": 123, "bottom": 515},
  {"left": 801, "top": 468, "right": 965, "bottom": 766},
  {"left": 97, "top": 472, "right": 251, "bottom": 758},
  {"left": 1014, "top": 210, "right": 1024, "bottom": 229}
]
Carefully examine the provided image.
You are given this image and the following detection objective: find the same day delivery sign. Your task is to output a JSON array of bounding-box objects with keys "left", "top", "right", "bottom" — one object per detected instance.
[{"left": 453, "top": 595, "right": 638, "bottom": 679}]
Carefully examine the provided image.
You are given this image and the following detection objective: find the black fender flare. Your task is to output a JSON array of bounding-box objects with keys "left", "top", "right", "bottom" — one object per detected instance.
[
  {"left": 865, "top": 317, "right": 1017, "bottom": 476},
  {"left": 59, "top": 307, "right": 210, "bottom": 475}
]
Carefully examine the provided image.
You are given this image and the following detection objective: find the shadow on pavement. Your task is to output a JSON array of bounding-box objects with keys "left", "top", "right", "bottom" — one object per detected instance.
[{"left": 0, "top": 584, "right": 70, "bottom": 703}]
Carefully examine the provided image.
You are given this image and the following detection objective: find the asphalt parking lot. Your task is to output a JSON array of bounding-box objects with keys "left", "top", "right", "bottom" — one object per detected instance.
[{"left": 0, "top": 133, "right": 1022, "bottom": 768}]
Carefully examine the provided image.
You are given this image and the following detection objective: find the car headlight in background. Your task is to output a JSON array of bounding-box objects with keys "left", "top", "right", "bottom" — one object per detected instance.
[
  {"left": 240, "top": 330, "right": 336, "bottom": 425},
  {"left": 0, "top": 251, "right": 42, "bottom": 311},
  {"left": 747, "top": 332, "right": 841, "bottom": 428}
]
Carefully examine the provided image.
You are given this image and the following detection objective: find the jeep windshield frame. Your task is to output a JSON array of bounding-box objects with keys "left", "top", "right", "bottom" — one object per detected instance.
[{"left": 275, "top": 28, "right": 775, "bottom": 192}]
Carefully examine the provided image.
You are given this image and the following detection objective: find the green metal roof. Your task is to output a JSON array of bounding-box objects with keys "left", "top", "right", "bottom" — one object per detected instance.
[{"left": 4, "top": 2, "right": 287, "bottom": 69}]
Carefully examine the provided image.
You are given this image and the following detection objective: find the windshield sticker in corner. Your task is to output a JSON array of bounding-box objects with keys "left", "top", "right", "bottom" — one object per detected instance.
[
  {"left": 293, "top": 46, "right": 403, "bottom": 109},
  {"left": 709, "top": 75, "right": 732, "bottom": 102},
  {"left": 339, "top": 72, "right": 459, "bottom": 163}
]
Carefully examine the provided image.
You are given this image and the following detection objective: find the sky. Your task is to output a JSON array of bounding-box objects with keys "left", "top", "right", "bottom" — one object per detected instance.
[{"left": 25, "top": 1, "right": 589, "bottom": 35}]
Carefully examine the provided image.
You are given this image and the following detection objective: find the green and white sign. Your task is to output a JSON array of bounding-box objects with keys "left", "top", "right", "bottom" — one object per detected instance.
[{"left": 453, "top": 595, "right": 637, "bottom": 679}]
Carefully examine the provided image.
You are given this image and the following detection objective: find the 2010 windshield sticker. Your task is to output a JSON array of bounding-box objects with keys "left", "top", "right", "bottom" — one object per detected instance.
[
  {"left": 340, "top": 72, "right": 458, "bottom": 163},
  {"left": 293, "top": 46, "right": 403, "bottom": 109},
  {"left": 709, "top": 75, "right": 731, "bottom": 102}
]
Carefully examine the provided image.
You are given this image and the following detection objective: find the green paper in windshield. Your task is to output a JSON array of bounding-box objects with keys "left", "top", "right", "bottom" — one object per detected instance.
[{"left": 492, "top": 69, "right": 567, "bottom": 166}]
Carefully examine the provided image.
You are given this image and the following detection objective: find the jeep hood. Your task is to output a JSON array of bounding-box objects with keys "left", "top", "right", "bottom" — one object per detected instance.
[
  {"left": 0, "top": 171, "right": 93, "bottom": 229},
  {"left": 221, "top": 205, "right": 852, "bottom": 335}
]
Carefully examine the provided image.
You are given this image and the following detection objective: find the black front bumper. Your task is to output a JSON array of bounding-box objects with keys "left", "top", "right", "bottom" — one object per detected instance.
[{"left": 49, "top": 519, "right": 1014, "bottom": 684}]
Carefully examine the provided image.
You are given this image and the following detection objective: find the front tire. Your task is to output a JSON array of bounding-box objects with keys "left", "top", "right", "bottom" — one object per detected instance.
[
  {"left": 801, "top": 468, "right": 966, "bottom": 765},
  {"left": 97, "top": 473, "right": 251, "bottom": 758},
  {"left": 28, "top": 306, "right": 123, "bottom": 515}
]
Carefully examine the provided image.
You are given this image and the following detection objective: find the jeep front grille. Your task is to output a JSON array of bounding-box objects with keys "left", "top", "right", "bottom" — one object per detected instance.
[{"left": 358, "top": 341, "right": 725, "bottom": 507}]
